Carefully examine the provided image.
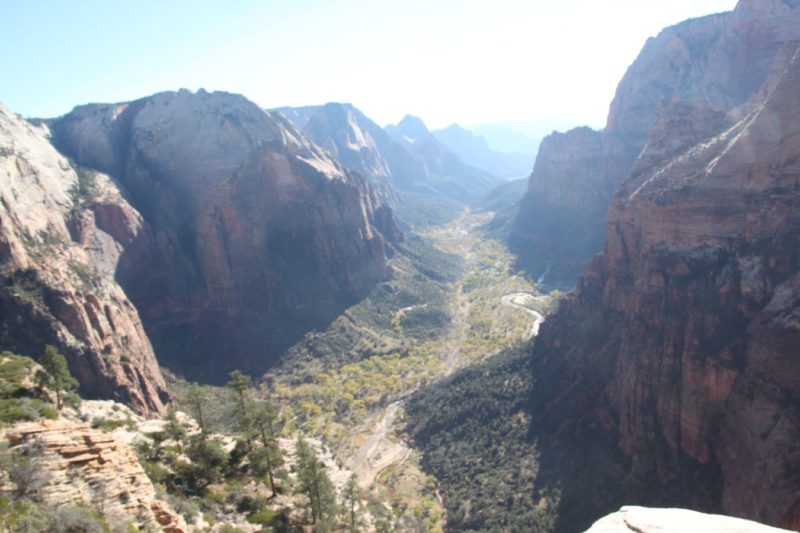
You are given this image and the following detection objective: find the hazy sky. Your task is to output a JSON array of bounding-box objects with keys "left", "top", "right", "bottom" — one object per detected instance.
[{"left": 3, "top": 0, "right": 735, "bottom": 129}]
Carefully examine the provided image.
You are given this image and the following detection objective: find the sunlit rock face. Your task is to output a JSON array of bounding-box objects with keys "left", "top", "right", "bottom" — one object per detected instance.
[
  {"left": 511, "top": 0, "right": 800, "bottom": 286},
  {"left": 6, "top": 419, "right": 186, "bottom": 531},
  {"left": 281, "top": 104, "right": 500, "bottom": 214},
  {"left": 528, "top": 42, "right": 800, "bottom": 532},
  {"left": 585, "top": 506, "right": 794, "bottom": 533},
  {"left": 0, "top": 103, "right": 169, "bottom": 414},
  {"left": 276, "top": 102, "right": 405, "bottom": 204},
  {"left": 50, "top": 90, "right": 394, "bottom": 379}
]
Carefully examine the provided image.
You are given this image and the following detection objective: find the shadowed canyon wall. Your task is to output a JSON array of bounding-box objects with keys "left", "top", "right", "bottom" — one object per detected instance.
[
  {"left": 47, "top": 90, "right": 397, "bottom": 380},
  {"left": 529, "top": 38, "right": 800, "bottom": 532}
]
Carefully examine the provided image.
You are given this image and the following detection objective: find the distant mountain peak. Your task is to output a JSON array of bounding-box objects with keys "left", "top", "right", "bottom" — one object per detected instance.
[
  {"left": 394, "top": 114, "right": 431, "bottom": 141},
  {"left": 431, "top": 123, "right": 534, "bottom": 179}
]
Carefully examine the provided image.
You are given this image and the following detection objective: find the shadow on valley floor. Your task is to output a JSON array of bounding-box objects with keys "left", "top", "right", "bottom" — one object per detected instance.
[
  {"left": 482, "top": 191, "right": 606, "bottom": 291},
  {"left": 405, "top": 334, "right": 725, "bottom": 532},
  {"left": 159, "top": 233, "right": 464, "bottom": 385},
  {"left": 525, "top": 292, "right": 725, "bottom": 532}
]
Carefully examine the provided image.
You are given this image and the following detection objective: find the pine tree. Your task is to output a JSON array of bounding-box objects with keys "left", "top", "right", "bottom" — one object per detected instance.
[
  {"left": 343, "top": 474, "right": 363, "bottom": 532},
  {"left": 34, "top": 345, "right": 78, "bottom": 409},
  {"left": 227, "top": 370, "right": 254, "bottom": 445},
  {"left": 251, "top": 401, "right": 283, "bottom": 496},
  {"left": 227, "top": 370, "right": 251, "bottom": 412},
  {"left": 296, "top": 435, "right": 337, "bottom": 528},
  {"left": 184, "top": 384, "right": 208, "bottom": 438}
]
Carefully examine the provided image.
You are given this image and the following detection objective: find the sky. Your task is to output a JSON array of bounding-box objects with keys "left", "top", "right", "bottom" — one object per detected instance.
[{"left": 2, "top": 0, "right": 736, "bottom": 130}]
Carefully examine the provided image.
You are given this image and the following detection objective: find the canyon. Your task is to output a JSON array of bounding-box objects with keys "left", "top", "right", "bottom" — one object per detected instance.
[
  {"left": 525, "top": 27, "right": 800, "bottom": 533},
  {"left": 0, "top": 0, "right": 799, "bottom": 531},
  {"left": 44, "top": 90, "right": 398, "bottom": 382},
  {"left": 278, "top": 103, "right": 506, "bottom": 226}
]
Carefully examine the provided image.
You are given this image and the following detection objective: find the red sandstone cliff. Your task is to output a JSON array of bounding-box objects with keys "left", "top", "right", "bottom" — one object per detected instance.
[
  {"left": 511, "top": 0, "right": 800, "bottom": 285},
  {"left": 0, "top": 104, "right": 169, "bottom": 414},
  {"left": 49, "top": 90, "right": 395, "bottom": 379},
  {"left": 530, "top": 42, "right": 800, "bottom": 531}
]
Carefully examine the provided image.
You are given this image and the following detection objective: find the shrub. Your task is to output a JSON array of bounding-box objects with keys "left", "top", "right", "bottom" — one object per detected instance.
[
  {"left": 164, "top": 493, "right": 200, "bottom": 523},
  {"left": 0, "top": 441, "right": 49, "bottom": 499},
  {"left": 50, "top": 503, "right": 108, "bottom": 533},
  {"left": 247, "top": 507, "right": 291, "bottom": 531}
]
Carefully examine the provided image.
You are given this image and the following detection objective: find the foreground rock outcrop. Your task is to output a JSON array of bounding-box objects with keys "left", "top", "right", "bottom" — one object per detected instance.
[
  {"left": 586, "top": 507, "right": 793, "bottom": 533},
  {"left": 48, "top": 90, "right": 395, "bottom": 379},
  {"left": 528, "top": 40, "right": 800, "bottom": 531},
  {"left": 4, "top": 419, "right": 185, "bottom": 531},
  {"left": 511, "top": 0, "right": 800, "bottom": 285},
  {"left": 0, "top": 104, "right": 169, "bottom": 414}
]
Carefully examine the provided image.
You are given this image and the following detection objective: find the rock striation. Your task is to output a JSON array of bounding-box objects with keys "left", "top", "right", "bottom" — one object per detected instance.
[
  {"left": 528, "top": 40, "right": 800, "bottom": 532},
  {"left": 511, "top": 0, "right": 800, "bottom": 285},
  {"left": 274, "top": 103, "right": 408, "bottom": 203},
  {"left": 4, "top": 419, "right": 186, "bottom": 531},
  {"left": 49, "top": 90, "right": 395, "bottom": 379},
  {"left": 0, "top": 104, "right": 169, "bottom": 414}
]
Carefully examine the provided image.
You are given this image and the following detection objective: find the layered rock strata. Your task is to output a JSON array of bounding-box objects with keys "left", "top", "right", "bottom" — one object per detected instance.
[
  {"left": 0, "top": 104, "right": 169, "bottom": 414},
  {"left": 511, "top": 0, "right": 800, "bottom": 285},
  {"left": 49, "top": 90, "right": 394, "bottom": 378},
  {"left": 4, "top": 420, "right": 185, "bottom": 532},
  {"left": 529, "top": 42, "right": 800, "bottom": 531}
]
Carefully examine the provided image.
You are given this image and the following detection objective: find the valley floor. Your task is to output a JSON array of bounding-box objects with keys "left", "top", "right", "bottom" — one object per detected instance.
[{"left": 256, "top": 209, "right": 558, "bottom": 530}]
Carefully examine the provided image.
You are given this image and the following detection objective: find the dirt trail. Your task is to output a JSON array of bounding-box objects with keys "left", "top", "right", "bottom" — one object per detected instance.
[
  {"left": 348, "top": 210, "right": 535, "bottom": 491},
  {"left": 350, "top": 401, "right": 411, "bottom": 487}
]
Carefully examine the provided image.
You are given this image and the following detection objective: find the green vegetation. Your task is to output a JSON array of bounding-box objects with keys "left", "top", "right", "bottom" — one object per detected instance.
[
  {"left": 67, "top": 259, "right": 101, "bottom": 292},
  {"left": 68, "top": 159, "right": 100, "bottom": 205},
  {"left": 295, "top": 435, "right": 337, "bottom": 529},
  {"left": 4, "top": 270, "right": 45, "bottom": 306},
  {"left": 0, "top": 441, "right": 111, "bottom": 532},
  {"left": 0, "top": 350, "right": 63, "bottom": 426},
  {"left": 342, "top": 475, "right": 364, "bottom": 532},
  {"left": 35, "top": 345, "right": 78, "bottom": 410},
  {"left": 138, "top": 372, "right": 300, "bottom": 528},
  {"left": 0, "top": 352, "right": 39, "bottom": 397},
  {"left": 90, "top": 417, "right": 137, "bottom": 432},
  {"left": 160, "top": 211, "right": 554, "bottom": 531},
  {"left": 406, "top": 345, "right": 560, "bottom": 532},
  {"left": 394, "top": 191, "right": 465, "bottom": 227},
  {"left": 0, "top": 497, "right": 111, "bottom": 533}
]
